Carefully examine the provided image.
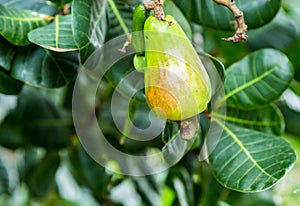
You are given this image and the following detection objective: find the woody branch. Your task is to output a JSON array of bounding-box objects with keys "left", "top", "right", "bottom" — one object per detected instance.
[{"left": 213, "top": 0, "right": 248, "bottom": 42}]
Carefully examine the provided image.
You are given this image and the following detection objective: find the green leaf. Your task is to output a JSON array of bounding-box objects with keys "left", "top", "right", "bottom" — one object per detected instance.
[
  {"left": 286, "top": 37, "right": 300, "bottom": 82},
  {"left": 105, "top": 53, "right": 146, "bottom": 103},
  {"left": 0, "top": 0, "right": 59, "bottom": 16},
  {"left": 161, "top": 186, "right": 176, "bottom": 206},
  {"left": 173, "top": 0, "right": 281, "bottom": 30},
  {"left": 68, "top": 141, "right": 107, "bottom": 193},
  {"left": 282, "top": 0, "right": 300, "bottom": 82},
  {"left": 0, "top": 36, "right": 17, "bottom": 70},
  {"left": 173, "top": 177, "right": 190, "bottom": 206},
  {"left": 106, "top": 0, "right": 132, "bottom": 41},
  {"left": 28, "top": 15, "right": 78, "bottom": 52},
  {"left": 217, "top": 201, "right": 231, "bottom": 206},
  {"left": 162, "top": 131, "right": 194, "bottom": 165},
  {"left": 212, "top": 104, "right": 285, "bottom": 136},
  {"left": 0, "top": 110, "right": 25, "bottom": 149},
  {"left": 218, "top": 49, "right": 294, "bottom": 109},
  {"left": 0, "top": 69, "right": 23, "bottom": 95},
  {"left": 0, "top": 5, "right": 49, "bottom": 46},
  {"left": 11, "top": 46, "right": 79, "bottom": 88},
  {"left": 168, "top": 167, "right": 194, "bottom": 206},
  {"left": 162, "top": 120, "right": 180, "bottom": 144},
  {"left": 162, "top": 114, "right": 204, "bottom": 151},
  {"left": 209, "top": 120, "right": 297, "bottom": 192},
  {"left": 247, "top": 9, "right": 298, "bottom": 51},
  {"left": 72, "top": 0, "right": 108, "bottom": 62},
  {"left": 0, "top": 158, "right": 9, "bottom": 194},
  {"left": 18, "top": 90, "right": 70, "bottom": 149},
  {"left": 226, "top": 190, "right": 276, "bottom": 206},
  {"left": 132, "top": 176, "right": 161, "bottom": 206},
  {"left": 199, "top": 162, "right": 224, "bottom": 206},
  {"left": 282, "top": 106, "right": 300, "bottom": 136},
  {"left": 20, "top": 150, "right": 60, "bottom": 197},
  {"left": 279, "top": 89, "right": 300, "bottom": 136},
  {"left": 49, "top": 0, "right": 73, "bottom": 9},
  {"left": 18, "top": 148, "right": 40, "bottom": 182}
]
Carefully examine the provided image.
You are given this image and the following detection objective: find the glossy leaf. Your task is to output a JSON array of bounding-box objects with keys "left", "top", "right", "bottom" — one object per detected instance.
[
  {"left": 247, "top": 10, "right": 298, "bottom": 51},
  {"left": 0, "top": 69, "right": 23, "bottom": 95},
  {"left": 72, "top": 0, "right": 108, "bottom": 62},
  {"left": 209, "top": 120, "right": 296, "bottom": 192},
  {"left": 105, "top": 53, "right": 146, "bottom": 103},
  {"left": 218, "top": 49, "right": 294, "bottom": 109},
  {"left": 173, "top": 0, "right": 281, "bottom": 30},
  {"left": 28, "top": 15, "right": 77, "bottom": 52},
  {"left": 0, "top": 158, "right": 9, "bottom": 194},
  {"left": 0, "top": 36, "right": 17, "bottom": 70},
  {"left": 283, "top": 0, "right": 300, "bottom": 82},
  {"left": 18, "top": 90, "right": 70, "bottom": 149},
  {"left": 0, "top": 0, "right": 59, "bottom": 15},
  {"left": 11, "top": 46, "right": 79, "bottom": 88},
  {"left": 106, "top": 0, "right": 132, "bottom": 41},
  {"left": 212, "top": 104, "right": 285, "bottom": 135},
  {"left": 0, "top": 5, "right": 49, "bottom": 46},
  {"left": 162, "top": 131, "right": 194, "bottom": 165}
]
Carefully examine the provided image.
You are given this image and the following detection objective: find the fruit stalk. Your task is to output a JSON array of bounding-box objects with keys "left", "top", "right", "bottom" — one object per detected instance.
[{"left": 144, "top": 0, "right": 165, "bottom": 20}]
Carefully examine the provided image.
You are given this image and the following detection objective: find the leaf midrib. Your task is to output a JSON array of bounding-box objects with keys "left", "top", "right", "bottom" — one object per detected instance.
[
  {"left": 214, "top": 118, "right": 278, "bottom": 181},
  {"left": 212, "top": 112, "right": 280, "bottom": 126},
  {"left": 91, "top": 0, "right": 107, "bottom": 38},
  {"left": 55, "top": 16, "right": 59, "bottom": 48},
  {"left": 218, "top": 66, "right": 278, "bottom": 105},
  {"left": 0, "top": 16, "right": 45, "bottom": 21},
  {"left": 45, "top": 50, "right": 68, "bottom": 83},
  {"left": 108, "top": 0, "right": 129, "bottom": 34}
]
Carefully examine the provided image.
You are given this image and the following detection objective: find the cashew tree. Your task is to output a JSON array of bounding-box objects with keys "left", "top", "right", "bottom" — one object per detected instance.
[{"left": 0, "top": 0, "right": 299, "bottom": 205}]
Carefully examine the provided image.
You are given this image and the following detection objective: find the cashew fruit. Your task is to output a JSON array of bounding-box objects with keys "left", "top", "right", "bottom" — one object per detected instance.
[{"left": 143, "top": 15, "right": 211, "bottom": 120}]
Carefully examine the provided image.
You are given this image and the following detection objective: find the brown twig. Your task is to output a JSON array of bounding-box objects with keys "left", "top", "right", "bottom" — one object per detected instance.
[
  {"left": 213, "top": 0, "right": 248, "bottom": 42},
  {"left": 144, "top": 0, "right": 165, "bottom": 20}
]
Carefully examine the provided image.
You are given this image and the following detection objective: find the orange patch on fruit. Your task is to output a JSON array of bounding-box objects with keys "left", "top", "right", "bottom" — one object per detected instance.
[{"left": 146, "top": 86, "right": 180, "bottom": 119}]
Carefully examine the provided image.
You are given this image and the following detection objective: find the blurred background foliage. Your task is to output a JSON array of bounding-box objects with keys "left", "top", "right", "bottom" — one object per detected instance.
[{"left": 0, "top": 0, "right": 300, "bottom": 205}]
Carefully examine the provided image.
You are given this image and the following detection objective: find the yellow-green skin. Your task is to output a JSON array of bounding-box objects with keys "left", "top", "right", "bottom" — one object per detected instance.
[
  {"left": 132, "top": 4, "right": 149, "bottom": 54},
  {"left": 144, "top": 15, "right": 211, "bottom": 121}
]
